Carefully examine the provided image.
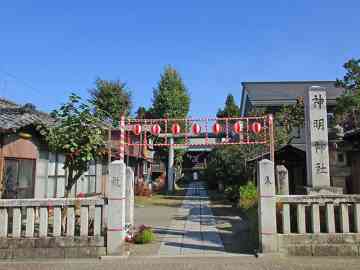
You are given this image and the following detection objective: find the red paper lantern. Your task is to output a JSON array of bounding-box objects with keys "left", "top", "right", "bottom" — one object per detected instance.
[
  {"left": 212, "top": 123, "right": 222, "bottom": 135},
  {"left": 151, "top": 124, "right": 161, "bottom": 136},
  {"left": 133, "top": 124, "right": 142, "bottom": 136},
  {"left": 192, "top": 123, "right": 201, "bottom": 135},
  {"left": 233, "top": 121, "right": 243, "bottom": 134},
  {"left": 172, "top": 123, "right": 181, "bottom": 135},
  {"left": 251, "top": 122, "right": 262, "bottom": 134}
]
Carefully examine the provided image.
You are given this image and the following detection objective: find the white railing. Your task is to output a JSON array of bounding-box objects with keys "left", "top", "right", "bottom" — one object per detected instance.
[
  {"left": 277, "top": 195, "right": 360, "bottom": 234},
  {"left": 0, "top": 197, "right": 105, "bottom": 238}
]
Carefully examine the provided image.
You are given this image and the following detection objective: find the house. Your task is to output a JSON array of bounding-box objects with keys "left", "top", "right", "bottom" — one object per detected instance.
[
  {"left": 0, "top": 98, "right": 155, "bottom": 199},
  {"left": 0, "top": 99, "right": 105, "bottom": 199},
  {"left": 240, "top": 81, "right": 351, "bottom": 194},
  {"left": 110, "top": 128, "right": 154, "bottom": 184}
]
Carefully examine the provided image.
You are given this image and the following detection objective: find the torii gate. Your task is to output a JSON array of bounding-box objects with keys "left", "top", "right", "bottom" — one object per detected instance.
[{"left": 118, "top": 115, "right": 275, "bottom": 191}]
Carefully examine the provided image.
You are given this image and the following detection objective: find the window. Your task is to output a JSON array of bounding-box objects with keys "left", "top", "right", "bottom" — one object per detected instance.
[
  {"left": 3, "top": 158, "right": 35, "bottom": 199},
  {"left": 47, "top": 154, "right": 98, "bottom": 197},
  {"left": 47, "top": 153, "right": 66, "bottom": 198},
  {"left": 74, "top": 160, "right": 97, "bottom": 195}
]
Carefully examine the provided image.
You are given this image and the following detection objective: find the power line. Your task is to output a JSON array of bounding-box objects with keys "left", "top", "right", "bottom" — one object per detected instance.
[{"left": 0, "top": 68, "right": 44, "bottom": 99}]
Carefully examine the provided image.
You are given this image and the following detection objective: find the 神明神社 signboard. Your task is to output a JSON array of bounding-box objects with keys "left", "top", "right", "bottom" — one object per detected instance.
[{"left": 305, "top": 86, "right": 331, "bottom": 187}]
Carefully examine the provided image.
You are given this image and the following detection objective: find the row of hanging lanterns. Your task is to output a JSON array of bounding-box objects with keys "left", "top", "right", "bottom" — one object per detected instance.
[{"left": 132, "top": 121, "right": 262, "bottom": 136}]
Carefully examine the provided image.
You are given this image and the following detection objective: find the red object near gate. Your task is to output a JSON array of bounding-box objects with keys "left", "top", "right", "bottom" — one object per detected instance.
[
  {"left": 151, "top": 124, "right": 161, "bottom": 136},
  {"left": 133, "top": 124, "right": 142, "bottom": 136},
  {"left": 192, "top": 123, "right": 201, "bottom": 135},
  {"left": 233, "top": 121, "right": 243, "bottom": 134},
  {"left": 212, "top": 123, "right": 222, "bottom": 135},
  {"left": 251, "top": 122, "right": 262, "bottom": 134},
  {"left": 171, "top": 123, "right": 181, "bottom": 135}
]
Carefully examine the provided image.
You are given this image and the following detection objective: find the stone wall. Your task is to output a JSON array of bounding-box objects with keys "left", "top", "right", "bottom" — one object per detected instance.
[
  {"left": 278, "top": 234, "right": 360, "bottom": 256},
  {"left": 0, "top": 236, "right": 106, "bottom": 259}
]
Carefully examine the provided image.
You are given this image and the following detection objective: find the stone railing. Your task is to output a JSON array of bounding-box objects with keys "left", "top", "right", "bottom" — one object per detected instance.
[
  {"left": 0, "top": 197, "right": 107, "bottom": 258},
  {"left": 275, "top": 194, "right": 360, "bottom": 256},
  {"left": 258, "top": 159, "right": 360, "bottom": 256},
  {"left": 0, "top": 161, "right": 134, "bottom": 259},
  {"left": 277, "top": 194, "right": 360, "bottom": 234},
  {"left": 0, "top": 197, "right": 105, "bottom": 238}
]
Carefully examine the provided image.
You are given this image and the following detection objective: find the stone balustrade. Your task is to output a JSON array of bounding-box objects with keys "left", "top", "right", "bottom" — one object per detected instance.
[
  {"left": 0, "top": 197, "right": 107, "bottom": 259},
  {"left": 275, "top": 194, "right": 360, "bottom": 256},
  {"left": 277, "top": 194, "right": 360, "bottom": 234},
  {"left": 0, "top": 197, "right": 105, "bottom": 239}
]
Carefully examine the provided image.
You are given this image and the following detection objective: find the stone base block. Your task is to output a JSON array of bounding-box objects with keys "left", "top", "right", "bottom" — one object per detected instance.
[{"left": 0, "top": 236, "right": 107, "bottom": 259}]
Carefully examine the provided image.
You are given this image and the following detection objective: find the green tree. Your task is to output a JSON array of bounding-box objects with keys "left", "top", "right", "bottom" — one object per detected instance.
[
  {"left": 275, "top": 96, "right": 305, "bottom": 145},
  {"left": 151, "top": 66, "right": 191, "bottom": 171},
  {"left": 38, "top": 94, "right": 106, "bottom": 196},
  {"left": 90, "top": 78, "right": 132, "bottom": 126},
  {"left": 151, "top": 66, "right": 190, "bottom": 119},
  {"left": 216, "top": 94, "right": 241, "bottom": 118},
  {"left": 136, "top": 106, "right": 152, "bottom": 119},
  {"left": 335, "top": 58, "right": 360, "bottom": 130}
]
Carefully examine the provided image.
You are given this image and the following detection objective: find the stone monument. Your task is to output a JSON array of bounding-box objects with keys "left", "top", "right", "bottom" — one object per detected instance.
[
  {"left": 304, "top": 86, "right": 342, "bottom": 194},
  {"left": 107, "top": 160, "right": 126, "bottom": 255}
]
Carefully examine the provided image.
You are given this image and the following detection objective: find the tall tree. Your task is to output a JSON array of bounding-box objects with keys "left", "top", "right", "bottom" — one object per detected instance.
[
  {"left": 38, "top": 94, "right": 106, "bottom": 196},
  {"left": 151, "top": 66, "right": 190, "bottom": 171},
  {"left": 136, "top": 106, "right": 152, "bottom": 119},
  {"left": 151, "top": 66, "right": 190, "bottom": 119},
  {"left": 216, "top": 94, "right": 241, "bottom": 118},
  {"left": 335, "top": 58, "right": 360, "bottom": 130},
  {"left": 89, "top": 78, "right": 132, "bottom": 127}
]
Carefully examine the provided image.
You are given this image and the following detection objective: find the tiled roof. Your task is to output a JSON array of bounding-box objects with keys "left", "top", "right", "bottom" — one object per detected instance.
[
  {"left": 242, "top": 81, "right": 344, "bottom": 107},
  {"left": 0, "top": 99, "right": 54, "bottom": 131}
]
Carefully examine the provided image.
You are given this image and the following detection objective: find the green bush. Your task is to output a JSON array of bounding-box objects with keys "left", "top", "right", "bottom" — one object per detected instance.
[
  {"left": 239, "top": 181, "right": 258, "bottom": 210},
  {"left": 134, "top": 226, "right": 156, "bottom": 244}
]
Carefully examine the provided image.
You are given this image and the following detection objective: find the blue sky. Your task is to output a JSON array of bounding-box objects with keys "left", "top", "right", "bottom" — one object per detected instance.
[{"left": 0, "top": 1, "right": 359, "bottom": 117}]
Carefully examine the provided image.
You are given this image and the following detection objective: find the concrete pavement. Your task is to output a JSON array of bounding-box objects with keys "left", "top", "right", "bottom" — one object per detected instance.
[
  {"left": 1, "top": 255, "right": 360, "bottom": 270},
  {"left": 158, "top": 182, "right": 226, "bottom": 256}
]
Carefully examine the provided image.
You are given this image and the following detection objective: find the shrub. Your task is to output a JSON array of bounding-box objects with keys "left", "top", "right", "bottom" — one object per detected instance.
[
  {"left": 134, "top": 225, "right": 155, "bottom": 244},
  {"left": 239, "top": 181, "right": 258, "bottom": 210},
  {"left": 224, "top": 185, "right": 240, "bottom": 203}
]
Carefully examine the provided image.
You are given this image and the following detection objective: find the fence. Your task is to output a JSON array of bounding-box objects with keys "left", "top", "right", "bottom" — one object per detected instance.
[
  {"left": 0, "top": 197, "right": 106, "bottom": 259},
  {"left": 0, "top": 161, "right": 134, "bottom": 259},
  {"left": 258, "top": 159, "right": 360, "bottom": 256}
]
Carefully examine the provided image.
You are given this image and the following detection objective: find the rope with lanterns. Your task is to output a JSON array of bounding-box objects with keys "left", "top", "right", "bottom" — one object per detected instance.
[{"left": 123, "top": 115, "right": 272, "bottom": 148}]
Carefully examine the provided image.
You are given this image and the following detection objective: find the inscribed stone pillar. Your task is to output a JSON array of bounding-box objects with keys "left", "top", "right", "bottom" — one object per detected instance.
[
  {"left": 276, "top": 165, "right": 289, "bottom": 195},
  {"left": 257, "top": 159, "right": 277, "bottom": 253},
  {"left": 305, "top": 86, "right": 330, "bottom": 187},
  {"left": 168, "top": 137, "right": 175, "bottom": 192},
  {"left": 126, "top": 167, "right": 135, "bottom": 228},
  {"left": 107, "top": 160, "right": 126, "bottom": 255}
]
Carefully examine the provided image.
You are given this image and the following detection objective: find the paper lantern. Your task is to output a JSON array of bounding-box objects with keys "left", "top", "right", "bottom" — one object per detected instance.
[
  {"left": 233, "top": 121, "right": 243, "bottom": 134},
  {"left": 212, "top": 123, "right": 222, "bottom": 135},
  {"left": 133, "top": 124, "right": 142, "bottom": 136},
  {"left": 192, "top": 123, "right": 201, "bottom": 135},
  {"left": 151, "top": 124, "right": 161, "bottom": 136},
  {"left": 172, "top": 123, "right": 181, "bottom": 135},
  {"left": 251, "top": 122, "right": 262, "bottom": 134}
]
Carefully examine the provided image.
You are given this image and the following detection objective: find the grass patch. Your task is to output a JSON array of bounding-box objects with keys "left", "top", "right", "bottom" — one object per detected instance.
[{"left": 135, "top": 189, "right": 186, "bottom": 207}]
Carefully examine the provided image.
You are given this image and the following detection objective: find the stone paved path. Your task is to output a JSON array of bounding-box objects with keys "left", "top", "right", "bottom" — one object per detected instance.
[{"left": 158, "top": 182, "right": 226, "bottom": 256}]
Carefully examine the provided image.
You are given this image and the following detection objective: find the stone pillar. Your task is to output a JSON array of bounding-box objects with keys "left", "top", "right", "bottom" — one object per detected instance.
[
  {"left": 126, "top": 167, "right": 135, "bottom": 228},
  {"left": 257, "top": 159, "right": 277, "bottom": 253},
  {"left": 107, "top": 160, "right": 126, "bottom": 255},
  {"left": 168, "top": 137, "right": 175, "bottom": 192},
  {"left": 305, "top": 86, "right": 331, "bottom": 188},
  {"left": 276, "top": 165, "right": 289, "bottom": 195}
]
